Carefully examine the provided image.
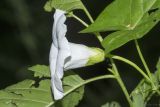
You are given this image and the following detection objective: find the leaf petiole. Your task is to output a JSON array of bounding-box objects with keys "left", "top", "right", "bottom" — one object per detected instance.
[
  {"left": 64, "top": 74, "right": 115, "bottom": 96},
  {"left": 82, "top": 4, "right": 103, "bottom": 42},
  {"left": 134, "top": 40, "right": 152, "bottom": 79},
  {"left": 111, "top": 55, "right": 151, "bottom": 82},
  {"left": 134, "top": 40, "right": 157, "bottom": 89},
  {"left": 109, "top": 58, "right": 133, "bottom": 107},
  {"left": 69, "top": 12, "right": 89, "bottom": 27}
]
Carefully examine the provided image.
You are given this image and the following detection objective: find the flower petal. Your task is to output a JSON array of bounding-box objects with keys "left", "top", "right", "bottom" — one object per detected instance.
[
  {"left": 51, "top": 76, "right": 63, "bottom": 100},
  {"left": 52, "top": 9, "right": 66, "bottom": 47},
  {"left": 50, "top": 44, "right": 63, "bottom": 100},
  {"left": 64, "top": 43, "right": 96, "bottom": 70},
  {"left": 54, "top": 9, "right": 70, "bottom": 79},
  {"left": 50, "top": 9, "right": 71, "bottom": 100}
]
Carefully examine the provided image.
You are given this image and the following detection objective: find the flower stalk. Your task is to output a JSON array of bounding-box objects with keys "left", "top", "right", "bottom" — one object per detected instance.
[{"left": 134, "top": 40, "right": 152, "bottom": 79}]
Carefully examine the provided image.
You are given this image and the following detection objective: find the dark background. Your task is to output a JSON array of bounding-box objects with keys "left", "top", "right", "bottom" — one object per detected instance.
[{"left": 0, "top": 0, "right": 160, "bottom": 107}]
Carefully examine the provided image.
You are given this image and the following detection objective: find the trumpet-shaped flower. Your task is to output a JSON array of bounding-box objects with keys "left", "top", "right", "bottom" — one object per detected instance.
[{"left": 49, "top": 9, "right": 105, "bottom": 100}]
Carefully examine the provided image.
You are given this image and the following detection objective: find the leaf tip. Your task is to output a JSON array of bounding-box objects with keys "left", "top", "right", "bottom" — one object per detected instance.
[{"left": 44, "top": 1, "right": 53, "bottom": 12}]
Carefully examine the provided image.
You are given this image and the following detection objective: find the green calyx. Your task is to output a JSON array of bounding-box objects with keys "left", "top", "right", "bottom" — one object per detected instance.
[{"left": 86, "top": 48, "right": 105, "bottom": 66}]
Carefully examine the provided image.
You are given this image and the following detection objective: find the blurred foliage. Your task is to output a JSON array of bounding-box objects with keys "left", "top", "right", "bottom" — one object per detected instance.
[{"left": 0, "top": 0, "right": 160, "bottom": 107}]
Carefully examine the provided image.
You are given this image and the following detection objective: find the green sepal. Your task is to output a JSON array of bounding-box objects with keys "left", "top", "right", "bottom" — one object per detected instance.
[{"left": 86, "top": 48, "right": 105, "bottom": 66}]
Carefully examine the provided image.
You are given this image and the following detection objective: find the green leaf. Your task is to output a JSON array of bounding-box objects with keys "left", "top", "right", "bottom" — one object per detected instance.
[
  {"left": 102, "top": 9, "right": 160, "bottom": 54},
  {"left": 28, "top": 65, "right": 50, "bottom": 78},
  {"left": 152, "top": 0, "right": 160, "bottom": 9},
  {"left": 131, "top": 74, "right": 160, "bottom": 107},
  {"left": 132, "top": 92, "right": 145, "bottom": 107},
  {"left": 0, "top": 80, "right": 53, "bottom": 107},
  {"left": 155, "top": 58, "right": 160, "bottom": 82},
  {"left": 0, "top": 65, "right": 85, "bottom": 107},
  {"left": 80, "top": 0, "right": 160, "bottom": 54},
  {"left": 101, "top": 101, "right": 121, "bottom": 107},
  {"left": 44, "top": 0, "right": 85, "bottom": 12},
  {"left": 131, "top": 58, "right": 160, "bottom": 107},
  {"left": 131, "top": 79, "right": 151, "bottom": 107},
  {"left": 82, "top": 0, "right": 157, "bottom": 32}
]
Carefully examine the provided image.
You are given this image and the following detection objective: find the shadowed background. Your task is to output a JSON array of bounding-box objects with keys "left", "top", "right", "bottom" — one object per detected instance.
[{"left": 0, "top": 0, "right": 160, "bottom": 106}]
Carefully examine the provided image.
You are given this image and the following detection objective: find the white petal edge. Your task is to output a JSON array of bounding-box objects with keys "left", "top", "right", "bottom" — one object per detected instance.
[{"left": 50, "top": 9, "right": 71, "bottom": 100}]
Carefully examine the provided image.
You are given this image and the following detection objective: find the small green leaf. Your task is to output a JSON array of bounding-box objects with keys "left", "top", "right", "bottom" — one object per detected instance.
[
  {"left": 0, "top": 65, "right": 85, "bottom": 107},
  {"left": 131, "top": 58, "right": 160, "bottom": 107},
  {"left": 44, "top": 0, "right": 85, "bottom": 12},
  {"left": 131, "top": 79, "right": 151, "bottom": 107},
  {"left": 101, "top": 101, "right": 121, "bottom": 107},
  {"left": 132, "top": 93, "right": 145, "bottom": 107},
  {"left": 131, "top": 74, "right": 160, "bottom": 107},
  {"left": 28, "top": 65, "right": 50, "bottom": 78},
  {"left": 44, "top": 1, "right": 52, "bottom": 12}
]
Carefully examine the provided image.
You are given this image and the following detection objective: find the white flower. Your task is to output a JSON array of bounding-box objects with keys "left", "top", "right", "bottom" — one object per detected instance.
[{"left": 49, "top": 9, "right": 104, "bottom": 100}]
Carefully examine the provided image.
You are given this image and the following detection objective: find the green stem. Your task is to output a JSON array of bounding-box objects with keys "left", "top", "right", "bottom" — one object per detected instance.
[
  {"left": 94, "top": 32, "right": 103, "bottom": 43},
  {"left": 70, "top": 13, "right": 89, "bottom": 27},
  {"left": 134, "top": 40, "right": 152, "bottom": 79},
  {"left": 112, "top": 55, "right": 151, "bottom": 82},
  {"left": 70, "top": 12, "right": 103, "bottom": 42},
  {"left": 83, "top": 6, "right": 103, "bottom": 42},
  {"left": 81, "top": 3, "right": 133, "bottom": 106},
  {"left": 134, "top": 40, "right": 157, "bottom": 90},
  {"left": 83, "top": 8, "right": 94, "bottom": 23},
  {"left": 64, "top": 75, "right": 115, "bottom": 96},
  {"left": 47, "top": 75, "right": 115, "bottom": 107},
  {"left": 83, "top": 7, "right": 132, "bottom": 104},
  {"left": 110, "top": 58, "right": 133, "bottom": 107}
]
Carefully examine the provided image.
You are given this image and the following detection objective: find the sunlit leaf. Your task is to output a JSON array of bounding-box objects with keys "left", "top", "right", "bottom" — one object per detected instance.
[
  {"left": 44, "top": 0, "right": 85, "bottom": 12},
  {"left": 28, "top": 65, "right": 50, "bottom": 78}
]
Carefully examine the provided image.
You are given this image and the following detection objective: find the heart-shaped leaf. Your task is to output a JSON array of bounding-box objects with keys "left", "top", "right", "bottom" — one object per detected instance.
[
  {"left": 82, "top": 0, "right": 157, "bottom": 32},
  {"left": 80, "top": 0, "right": 160, "bottom": 54},
  {"left": 28, "top": 65, "right": 50, "bottom": 78},
  {"left": 102, "top": 9, "right": 160, "bottom": 53}
]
